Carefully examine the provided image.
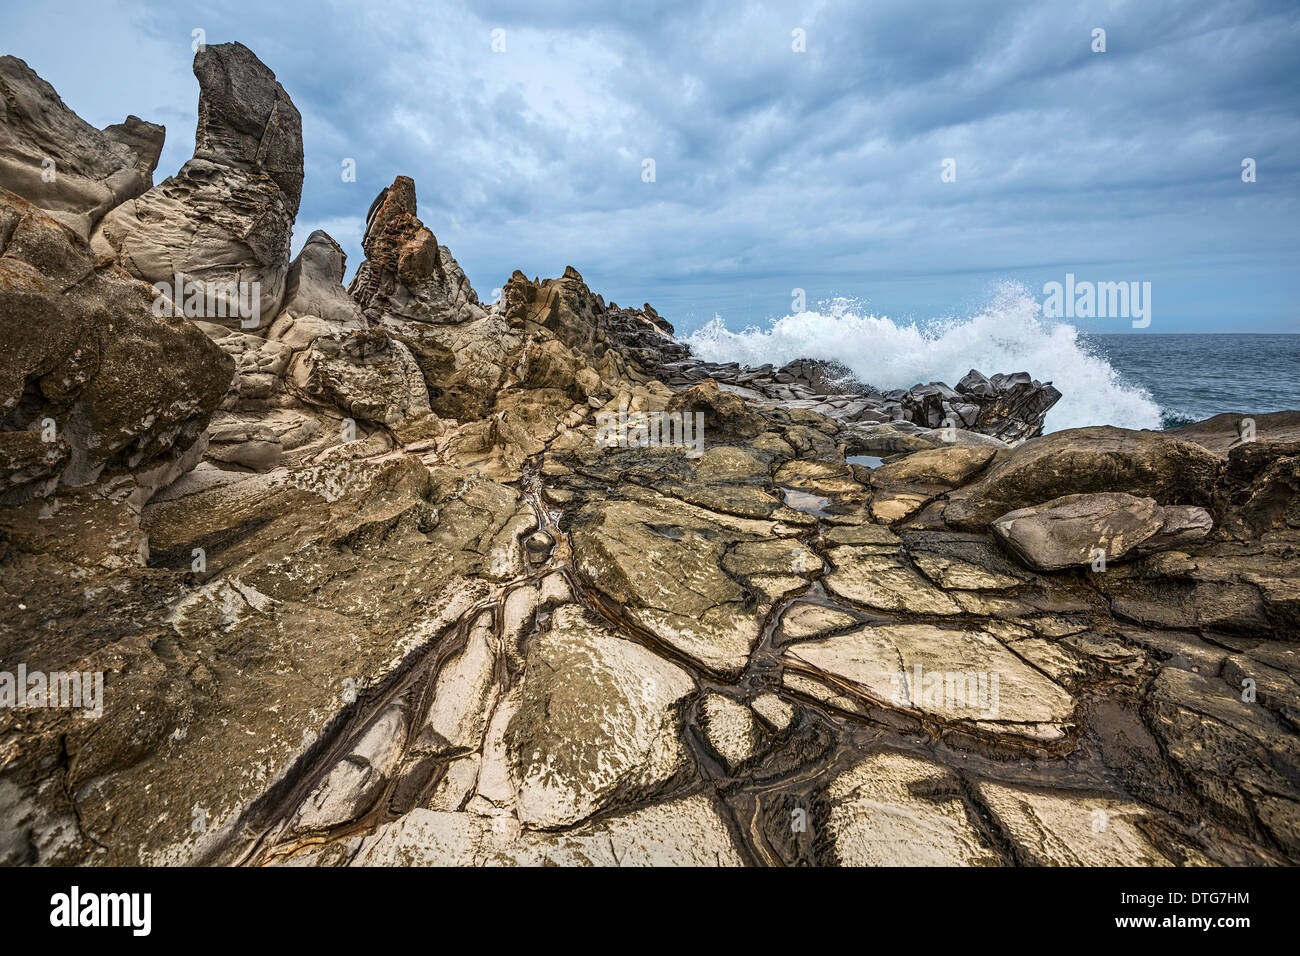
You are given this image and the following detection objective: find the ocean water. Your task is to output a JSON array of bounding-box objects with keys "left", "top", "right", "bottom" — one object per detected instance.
[
  {"left": 1082, "top": 333, "right": 1300, "bottom": 429},
  {"left": 683, "top": 283, "right": 1300, "bottom": 433}
]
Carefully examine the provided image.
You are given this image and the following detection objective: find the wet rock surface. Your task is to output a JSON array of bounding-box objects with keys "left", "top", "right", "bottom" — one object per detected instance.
[
  {"left": 1, "top": 44, "right": 1297, "bottom": 869},
  {"left": 659, "top": 358, "right": 1061, "bottom": 443}
]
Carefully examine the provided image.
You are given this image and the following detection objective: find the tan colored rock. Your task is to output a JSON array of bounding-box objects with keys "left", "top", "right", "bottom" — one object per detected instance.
[
  {"left": 825, "top": 752, "right": 1001, "bottom": 866},
  {"left": 0, "top": 56, "right": 163, "bottom": 238},
  {"left": 667, "top": 379, "right": 766, "bottom": 442},
  {"left": 0, "top": 188, "right": 233, "bottom": 500},
  {"left": 571, "top": 495, "right": 799, "bottom": 676},
  {"left": 992, "top": 493, "right": 1212, "bottom": 571},
  {"left": 823, "top": 547, "right": 963, "bottom": 615},
  {"left": 92, "top": 43, "right": 303, "bottom": 327},
  {"left": 314, "top": 793, "right": 742, "bottom": 867},
  {"left": 975, "top": 783, "right": 1198, "bottom": 866},
  {"left": 870, "top": 444, "right": 996, "bottom": 494},
  {"left": 700, "top": 694, "right": 760, "bottom": 771},
  {"left": 293, "top": 702, "right": 408, "bottom": 832},
  {"left": 945, "top": 426, "right": 1221, "bottom": 530},
  {"left": 751, "top": 693, "right": 795, "bottom": 731},
  {"left": 507, "top": 605, "right": 695, "bottom": 829},
  {"left": 870, "top": 493, "right": 929, "bottom": 524},
  {"left": 779, "top": 601, "right": 860, "bottom": 642},
  {"left": 414, "top": 610, "right": 498, "bottom": 756},
  {"left": 784, "top": 623, "right": 1075, "bottom": 734}
]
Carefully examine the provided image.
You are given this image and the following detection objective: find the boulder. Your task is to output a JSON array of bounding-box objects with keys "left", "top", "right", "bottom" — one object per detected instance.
[
  {"left": 991, "top": 492, "right": 1213, "bottom": 571},
  {"left": 1223, "top": 442, "right": 1300, "bottom": 535},
  {"left": 956, "top": 368, "right": 995, "bottom": 397},
  {"left": 775, "top": 358, "right": 865, "bottom": 393},
  {"left": 274, "top": 230, "right": 368, "bottom": 332},
  {"left": 285, "top": 328, "right": 432, "bottom": 429},
  {"left": 666, "top": 379, "right": 766, "bottom": 443},
  {"left": 195, "top": 226, "right": 436, "bottom": 465},
  {"left": 502, "top": 265, "right": 604, "bottom": 357},
  {"left": 0, "top": 188, "right": 233, "bottom": 501},
  {"left": 967, "top": 373, "right": 1061, "bottom": 443},
  {"left": 945, "top": 426, "right": 1221, "bottom": 530},
  {"left": 869, "top": 444, "right": 996, "bottom": 495}
]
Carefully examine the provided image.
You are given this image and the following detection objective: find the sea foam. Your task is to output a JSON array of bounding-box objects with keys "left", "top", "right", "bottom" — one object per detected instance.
[{"left": 683, "top": 282, "right": 1163, "bottom": 433}]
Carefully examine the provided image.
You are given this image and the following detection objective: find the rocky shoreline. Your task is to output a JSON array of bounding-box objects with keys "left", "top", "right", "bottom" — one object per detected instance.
[{"left": 1, "top": 43, "right": 1298, "bottom": 867}]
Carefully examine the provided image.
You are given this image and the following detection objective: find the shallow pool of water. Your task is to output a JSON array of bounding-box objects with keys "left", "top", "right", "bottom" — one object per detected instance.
[{"left": 780, "top": 487, "right": 833, "bottom": 517}]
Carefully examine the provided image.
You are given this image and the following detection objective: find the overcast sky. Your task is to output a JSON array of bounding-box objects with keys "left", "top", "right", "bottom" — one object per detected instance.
[{"left": 3, "top": 0, "right": 1297, "bottom": 333}]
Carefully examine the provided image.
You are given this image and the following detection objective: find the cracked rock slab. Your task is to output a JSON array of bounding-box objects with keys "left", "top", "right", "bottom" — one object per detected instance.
[
  {"left": 783, "top": 623, "right": 1075, "bottom": 736},
  {"left": 825, "top": 752, "right": 1002, "bottom": 866},
  {"left": 293, "top": 793, "right": 742, "bottom": 866},
  {"left": 506, "top": 604, "right": 696, "bottom": 829},
  {"left": 975, "top": 783, "right": 1201, "bottom": 866},
  {"left": 571, "top": 495, "right": 802, "bottom": 677},
  {"left": 823, "top": 547, "right": 963, "bottom": 615}
]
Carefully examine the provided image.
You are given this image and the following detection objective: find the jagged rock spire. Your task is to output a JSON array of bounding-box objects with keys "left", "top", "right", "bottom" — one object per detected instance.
[
  {"left": 91, "top": 42, "right": 304, "bottom": 328},
  {"left": 193, "top": 41, "right": 303, "bottom": 216},
  {"left": 348, "top": 175, "right": 480, "bottom": 323}
]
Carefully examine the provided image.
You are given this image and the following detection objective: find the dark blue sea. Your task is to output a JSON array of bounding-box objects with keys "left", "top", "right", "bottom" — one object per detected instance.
[{"left": 1082, "top": 334, "right": 1300, "bottom": 429}]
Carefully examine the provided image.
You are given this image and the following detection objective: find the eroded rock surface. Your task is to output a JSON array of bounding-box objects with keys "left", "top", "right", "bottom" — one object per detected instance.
[
  {"left": 992, "top": 492, "right": 1213, "bottom": 571},
  {"left": 945, "top": 426, "right": 1220, "bottom": 530},
  {"left": 92, "top": 42, "right": 303, "bottom": 326},
  {"left": 0, "top": 187, "right": 232, "bottom": 502},
  {"left": 0, "top": 56, "right": 163, "bottom": 238},
  {"left": 2, "top": 44, "right": 1297, "bottom": 871}
]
